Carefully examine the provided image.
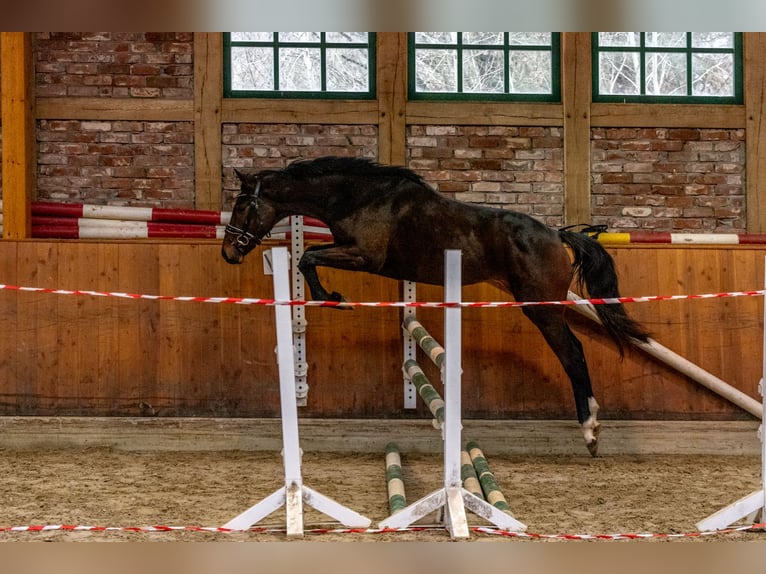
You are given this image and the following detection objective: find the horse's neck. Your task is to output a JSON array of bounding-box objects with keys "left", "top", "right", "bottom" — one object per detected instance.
[{"left": 275, "top": 181, "right": 350, "bottom": 223}]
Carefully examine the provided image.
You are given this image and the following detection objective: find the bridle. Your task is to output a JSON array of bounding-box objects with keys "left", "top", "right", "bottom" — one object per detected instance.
[{"left": 225, "top": 179, "right": 264, "bottom": 251}]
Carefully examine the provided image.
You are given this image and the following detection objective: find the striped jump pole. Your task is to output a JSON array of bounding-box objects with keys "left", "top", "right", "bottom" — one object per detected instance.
[
  {"left": 460, "top": 449, "right": 484, "bottom": 500},
  {"left": 465, "top": 441, "right": 512, "bottom": 513},
  {"left": 403, "top": 315, "right": 445, "bottom": 368},
  {"left": 385, "top": 442, "right": 407, "bottom": 515},
  {"left": 403, "top": 359, "right": 444, "bottom": 427}
]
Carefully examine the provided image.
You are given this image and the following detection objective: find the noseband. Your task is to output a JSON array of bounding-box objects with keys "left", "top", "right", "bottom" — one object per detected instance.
[{"left": 225, "top": 179, "right": 264, "bottom": 251}]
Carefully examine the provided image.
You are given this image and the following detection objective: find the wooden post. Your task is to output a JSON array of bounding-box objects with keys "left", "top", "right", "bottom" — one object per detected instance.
[
  {"left": 377, "top": 33, "right": 407, "bottom": 166},
  {"left": 745, "top": 32, "right": 766, "bottom": 233},
  {"left": 1, "top": 32, "right": 35, "bottom": 239},
  {"left": 561, "top": 32, "right": 592, "bottom": 227},
  {"left": 194, "top": 32, "right": 223, "bottom": 211}
]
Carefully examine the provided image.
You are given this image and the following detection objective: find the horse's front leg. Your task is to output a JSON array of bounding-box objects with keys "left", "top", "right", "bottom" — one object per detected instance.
[
  {"left": 521, "top": 306, "right": 601, "bottom": 456},
  {"left": 298, "top": 244, "right": 370, "bottom": 306}
]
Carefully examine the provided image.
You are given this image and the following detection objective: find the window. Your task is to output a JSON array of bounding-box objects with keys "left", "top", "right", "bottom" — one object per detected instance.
[
  {"left": 593, "top": 32, "right": 742, "bottom": 103},
  {"left": 409, "top": 32, "right": 560, "bottom": 102},
  {"left": 224, "top": 32, "right": 376, "bottom": 99}
]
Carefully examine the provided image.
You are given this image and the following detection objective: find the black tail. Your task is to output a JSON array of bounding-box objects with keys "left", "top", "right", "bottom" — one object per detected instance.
[{"left": 559, "top": 230, "right": 650, "bottom": 354}]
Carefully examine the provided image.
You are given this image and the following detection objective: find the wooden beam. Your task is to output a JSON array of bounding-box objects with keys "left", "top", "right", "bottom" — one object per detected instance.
[
  {"left": 745, "top": 33, "right": 766, "bottom": 233},
  {"left": 221, "top": 99, "right": 378, "bottom": 124},
  {"left": 406, "top": 101, "right": 563, "bottom": 126},
  {"left": 1, "top": 33, "right": 35, "bottom": 239},
  {"left": 193, "top": 32, "right": 223, "bottom": 211},
  {"left": 376, "top": 33, "right": 407, "bottom": 166},
  {"left": 591, "top": 103, "right": 745, "bottom": 128},
  {"left": 561, "top": 32, "right": 592, "bottom": 226},
  {"left": 37, "top": 98, "right": 193, "bottom": 121}
]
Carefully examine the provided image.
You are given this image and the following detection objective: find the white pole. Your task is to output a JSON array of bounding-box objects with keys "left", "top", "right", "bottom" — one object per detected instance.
[
  {"left": 223, "top": 246, "right": 370, "bottom": 535},
  {"left": 761, "top": 258, "right": 766, "bottom": 515},
  {"left": 443, "top": 250, "right": 469, "bottom": 538}
]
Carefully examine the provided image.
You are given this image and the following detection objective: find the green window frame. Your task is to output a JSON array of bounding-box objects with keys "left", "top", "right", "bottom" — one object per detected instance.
[
  {"left": 224, "top": 32, "right": 376, "bottom": 99},
  {"left": 408, "top": 32, "right": 561, "bottom": 102},
  {"left": 593, "top": 32, "right": 743, "bottom": 104}
]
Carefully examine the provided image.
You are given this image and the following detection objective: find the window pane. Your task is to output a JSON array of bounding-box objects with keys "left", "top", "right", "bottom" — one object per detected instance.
[
  {"left": 463, "top": 32, "right": 503, "bottom": 45},
  {"left": 279, "top": 48, "right": 321, "bottom": 90},
  {"left": 415, "top": 32, "right": 457, "bottom": 44},
  {"left": 599, "top": 52, "right": 640, "bottom": 95},
  {"left": 693, "top": 53, "right": 734, "bottom": 96},
  {"left": 415, "top": 49, "right": 457, "bottom": 92},
  {"left": 327, "top": 48, "right": 369, "bottom": 91},
  {"left": 692, "top": 32, "right": 733, "bottom": 49},
  {"left": 645, "top": 32, "right": 686, "bottom": 48},
  {"left": 463, "top": 49, "right": 504, "bottom": 93},
  {"left": 326, "top": 32, "right": 368, "bottom": 43},
  {"left": 646, "top": 52, "right": 687, "bottom": 95},
  {"left": 509, "top": 32, "right": 551, "bottom": 46},
  {"left": 231, "top": 32, "right": 273, "bottom": 42},
  {"left": 231, "top": 47, "right": 273, "bottom": 90},
  {"left": 280, "top": 32, "right": 320, "bottom": 43},
  {"left": 598, "top": 32, "right": 640, "bottom": 47},
  {"left": 509, "top": 51, "right": 552, "bottom": 93}
]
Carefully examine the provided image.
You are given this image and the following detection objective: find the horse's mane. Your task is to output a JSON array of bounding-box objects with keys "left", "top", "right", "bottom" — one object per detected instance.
[{"left": 273, "top": 156, "right": 428, "bottom": 186}]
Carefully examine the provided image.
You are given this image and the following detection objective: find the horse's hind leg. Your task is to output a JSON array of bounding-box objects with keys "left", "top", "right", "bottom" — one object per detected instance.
[{"left": 521, "top": 306, "right": 601, "bottom": 456}]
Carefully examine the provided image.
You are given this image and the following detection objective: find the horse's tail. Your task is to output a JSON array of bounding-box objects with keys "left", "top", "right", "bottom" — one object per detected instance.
[{"left": 559, "top": 229, "right": 650, "bottom": 355}]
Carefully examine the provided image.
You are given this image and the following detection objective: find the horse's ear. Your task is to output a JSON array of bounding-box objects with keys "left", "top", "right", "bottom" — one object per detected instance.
[{"left": 234, "top": 169, "right": 246, "bottom": 182}]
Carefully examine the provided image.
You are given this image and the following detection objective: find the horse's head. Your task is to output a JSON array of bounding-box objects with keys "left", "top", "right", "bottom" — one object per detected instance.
[{"left": 221, "top": 169, "right": 280, "bottom": 264}]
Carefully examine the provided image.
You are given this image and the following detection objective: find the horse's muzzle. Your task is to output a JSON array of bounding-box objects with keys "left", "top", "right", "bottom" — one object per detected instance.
[{"left": 221, "top": 244, "right": 244, "bottom": 264}]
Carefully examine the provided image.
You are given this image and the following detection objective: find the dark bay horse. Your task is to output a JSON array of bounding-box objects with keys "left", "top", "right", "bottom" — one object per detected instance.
[{"left": 221, "top": 156, "right": 649, "bottom": 456}]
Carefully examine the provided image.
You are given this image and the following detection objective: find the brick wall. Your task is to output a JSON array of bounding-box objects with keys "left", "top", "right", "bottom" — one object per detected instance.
[
  {"left": 35, "top": 32, "right": 193, "bottom": 99},
  {"left": 407, "top": 125, "right": 565, "bottom": 227},
  {"left": 221, "top": 123, "right": 378, "bottom": 204},
  {"left": 37, "top": 120, "right": 194, "bottom": 206},
  {"left": 591, "top": 128, "right": 746, "bottom": 232}
]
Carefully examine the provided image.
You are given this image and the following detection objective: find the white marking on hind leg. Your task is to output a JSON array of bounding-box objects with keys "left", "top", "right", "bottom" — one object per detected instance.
[{"left": 581, "top": 397, "right": 601, "bottom": 446}]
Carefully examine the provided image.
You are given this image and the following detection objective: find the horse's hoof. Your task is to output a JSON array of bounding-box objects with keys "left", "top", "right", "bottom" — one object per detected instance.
[
  {"left": 329, "top": 292, "right": 353, "bottom": 311},
  {"left": 586, "top": 438, "right": 599, "bottom": 457}
]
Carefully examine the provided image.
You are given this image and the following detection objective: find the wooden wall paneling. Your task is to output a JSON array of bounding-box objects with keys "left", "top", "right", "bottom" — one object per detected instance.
[
  {"left": 561, "top": 32, "right": 592, "bottom": 227},
  {"left": 194, "top": 33, "right": 223, "bottom": 211},
  {"left": 177, "top": 243, "right": 226, "bottom": 414},
  {"left": 715, "top": 249, "right": 763, "bottom": 406},
  {"left": 117, "top": 244, "right": 160, "bottom": 416},
  {"left": 0, "top": 242, "right": 18, "bottom": 410},
  {"left": 682, "top": 248, "right": 730, "bottom": 415},
  {"left": 156, "top": 244, "right": 185, "bottom": 414},
  {"left": 745, "top": 33, "right": 766, "bottom": 233},
  {"left": 228, "top": 245, "right": 281, "bottom": 416},
  {"left": 55, "top": 242, "right": 84, "bottom": 413},
  {"left": 303, "top": 267, "right": 402, "bottom": 416},
  {"left": 461, "top": 282, "right": 572, "bottom": 419},
  {"left": 376, "top": 33, "right": 407, "bottom": 165},
  {"left": 1, "top": 33, "right": 34, "bottom": 239},
  {"left": 96, "top": 243, "right": 120, "bottom": 411},
  {"left": 16, "top": 242, "right": 58, "bottom": 413}
]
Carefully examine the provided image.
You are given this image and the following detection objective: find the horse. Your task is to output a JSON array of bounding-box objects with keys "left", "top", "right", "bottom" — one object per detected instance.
[{"left": 221, "top": 156, "right": 649, "bottom": 456}]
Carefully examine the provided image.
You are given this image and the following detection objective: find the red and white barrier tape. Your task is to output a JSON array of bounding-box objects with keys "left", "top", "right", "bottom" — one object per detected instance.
[
  {"left": 1, "top": 523, "right": 763, "bottom": 539},
  {"left": 0, "top": 283, "right": 763, "bottom": 308}
]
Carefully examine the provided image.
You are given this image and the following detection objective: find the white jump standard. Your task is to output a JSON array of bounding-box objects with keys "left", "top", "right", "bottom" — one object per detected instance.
[
  {"left": 223, "top": 247, "right": 371, "bottom": 536},
  {"left": 379, "top": 250, "right": 526, "bottom": 538}
]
